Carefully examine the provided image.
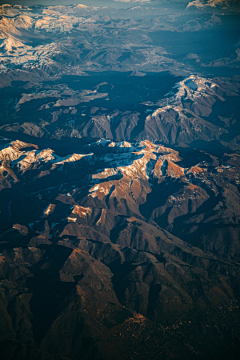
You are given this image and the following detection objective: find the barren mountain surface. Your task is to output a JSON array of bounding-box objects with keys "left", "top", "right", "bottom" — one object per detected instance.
[{"left": 0, "top": 1, "right": 240, "bottom": 360}]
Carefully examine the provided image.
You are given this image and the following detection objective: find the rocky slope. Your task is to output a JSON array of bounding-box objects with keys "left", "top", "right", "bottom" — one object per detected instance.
[
  {"left": 1, "top": 137, "right": 240, "bottom": 360},
  {"left": 1, "top": 74, "right": 240, "bottom": 147},
  {"left": 0, "top": 2, "right": 240, "bottom": 359}
]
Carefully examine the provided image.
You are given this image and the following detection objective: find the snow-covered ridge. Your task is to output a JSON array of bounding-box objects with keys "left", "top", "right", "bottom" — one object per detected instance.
[
  {"left": 88, "top": 139, "right": 185, "bottom": 200},
  {"left": 0, "top": 139, "right": 94, "bottom": 173},
  {"left": 0, "top": 137, "right": 220, "bottom": 211},
  {"left": 169, "top": 75, "right": 220, "bottom": 104},
  {"left": 147, "top": 74, "right": 225, "bottom": 122}
]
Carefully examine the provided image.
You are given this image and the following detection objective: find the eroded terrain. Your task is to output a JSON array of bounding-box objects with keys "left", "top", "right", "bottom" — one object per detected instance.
[{"left": 0, "top": 1, "right": 240, "bottom": 359}]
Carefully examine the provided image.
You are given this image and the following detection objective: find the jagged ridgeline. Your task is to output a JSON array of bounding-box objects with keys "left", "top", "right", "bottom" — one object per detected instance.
[
  {"left": 0, "top": 1, "right": 240, "bottom": 360},
  {"left": 1, "top": 137, "right": 240, "bottom": 359},
  {"left": 1, "top": 74, "right": 240, "bottom": 145}
]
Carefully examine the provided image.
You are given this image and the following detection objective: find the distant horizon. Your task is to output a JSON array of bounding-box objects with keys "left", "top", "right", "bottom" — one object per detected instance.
[
  {"left": 1, "top": 1, "right": 240, "bottom": 359},
  {"left": 0, "top": 0, "right": 119, "bottom": 6},
  {"left": 0, "top": 0, "right": 134, "bottom": 7}
]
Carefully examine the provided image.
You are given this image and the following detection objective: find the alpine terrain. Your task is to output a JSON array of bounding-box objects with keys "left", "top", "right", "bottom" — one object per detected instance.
[{"left": 0, "top": 1, "right": 240, "bottom": 360}]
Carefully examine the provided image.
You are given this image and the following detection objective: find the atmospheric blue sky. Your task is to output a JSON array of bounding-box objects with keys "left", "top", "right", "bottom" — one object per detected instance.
[{"left": 0, "top": 0, "right": 132, "bottom": 6}]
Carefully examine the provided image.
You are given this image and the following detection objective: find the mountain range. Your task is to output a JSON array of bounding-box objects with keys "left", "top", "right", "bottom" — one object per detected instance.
[
  {"left": 0, "top": 1, "right": 240, "bottom": 360},
  {"left": 1, "top": 136, "right": 240, "bottom": 359}
]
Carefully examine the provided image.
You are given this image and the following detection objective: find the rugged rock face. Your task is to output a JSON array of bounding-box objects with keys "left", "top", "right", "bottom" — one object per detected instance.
[
  {"left": 0, "top": 2, "right": 240, "bottom": 359},
  {"left": 1, "top": 3, "right": 240, "bottom": 148},
  {"left": 1, "top": 75, "right": 240, "bottom": 146},
  {"left": 1, "top": 137, "right": 240, "bottom": 360}
]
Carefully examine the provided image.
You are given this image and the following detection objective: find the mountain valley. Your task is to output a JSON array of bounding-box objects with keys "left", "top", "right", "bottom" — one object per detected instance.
[{"left": 0, "top": 1, "right": 240, "bottom": 359}]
